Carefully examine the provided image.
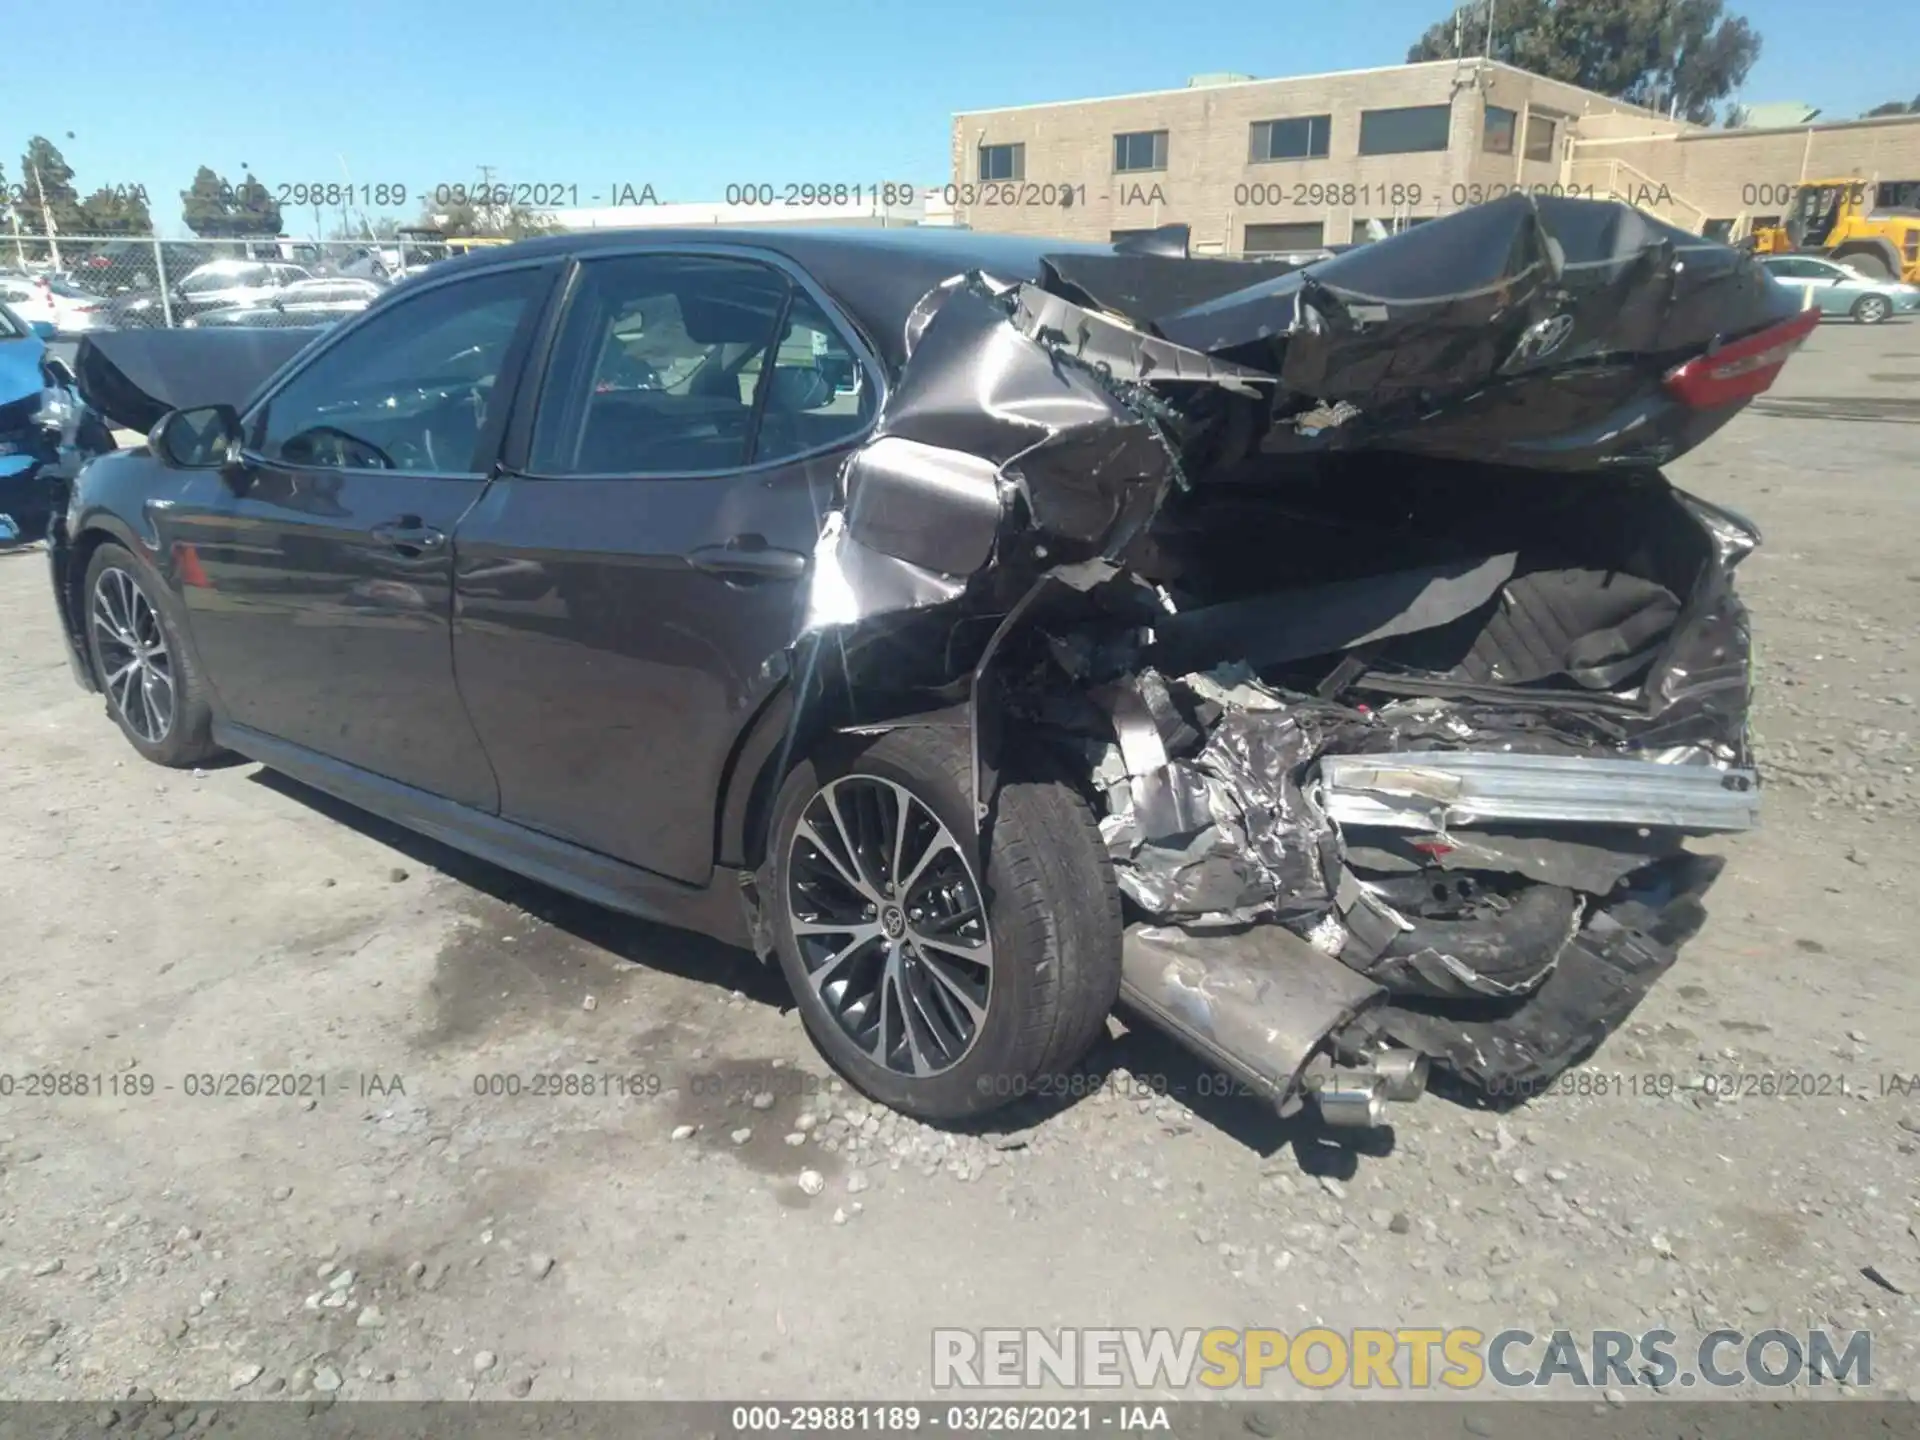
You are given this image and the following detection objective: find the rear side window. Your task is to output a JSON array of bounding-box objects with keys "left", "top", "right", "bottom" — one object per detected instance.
[
  {"left": 751, "top": 292, "right": 875, "bottom": 465},
  {"left": 529, "top": 254, "right": 794, "bottom": 476}
]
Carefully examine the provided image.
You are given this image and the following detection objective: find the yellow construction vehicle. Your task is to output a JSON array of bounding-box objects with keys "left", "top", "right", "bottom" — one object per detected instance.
[{"left": 1746, "top": 178, "right": 1920, "bottom": 283}]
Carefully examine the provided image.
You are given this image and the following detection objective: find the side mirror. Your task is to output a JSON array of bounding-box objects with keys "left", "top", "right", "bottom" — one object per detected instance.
[
  {"left": 29, "top": 320, "right": 55, "bottom": 340},
  {"left": 151, "top": 405, "right": 244, "bottom": 470}
]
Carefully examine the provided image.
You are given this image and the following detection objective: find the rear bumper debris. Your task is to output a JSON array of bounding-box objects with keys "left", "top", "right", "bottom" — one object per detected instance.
[{"left": 1318, "top": 750, "right": 1761, "bottom": 834}]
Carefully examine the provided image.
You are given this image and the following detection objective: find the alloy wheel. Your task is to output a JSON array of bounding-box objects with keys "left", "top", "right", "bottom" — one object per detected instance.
[
  {"left": 1859, "top": 297, "right": 1890, "bottom": 323},
  {"left": 785, "top": 774, "right": 994, "bottom": 1078},
  {"left": 92, "top": 567, "right": 175, "bottom": 744}
]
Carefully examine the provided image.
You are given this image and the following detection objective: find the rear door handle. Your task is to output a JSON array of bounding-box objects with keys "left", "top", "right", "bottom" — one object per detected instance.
[
  {"left": 370, "top": 518, "right": 446, "bottom": 556},
  {"left": 687, "top": 537, "right": 807, "bottom": 582}
]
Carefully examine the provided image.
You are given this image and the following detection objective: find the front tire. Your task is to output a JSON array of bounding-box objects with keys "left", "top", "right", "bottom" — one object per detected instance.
[
  {"left": 1851, "top": 294, "right": 1892, "bottom": 324},
  {"left": 767, "top": 726, "right": 1122, "bottom": 1122},
  {"left": 83, "top": 541, "right": 222, "bottom": 767}
]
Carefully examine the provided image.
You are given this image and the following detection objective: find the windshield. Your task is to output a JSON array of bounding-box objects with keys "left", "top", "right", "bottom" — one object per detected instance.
[{"left": 0, "top": 302, "right": 26, "bottom": 339}]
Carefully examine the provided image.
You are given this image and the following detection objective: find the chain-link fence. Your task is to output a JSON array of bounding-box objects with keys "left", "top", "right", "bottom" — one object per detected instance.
[{"left": 0, "top": 234, "right": 462, "bottom": 335}]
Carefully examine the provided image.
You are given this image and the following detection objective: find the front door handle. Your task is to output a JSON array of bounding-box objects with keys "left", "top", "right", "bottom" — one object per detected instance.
[
  {"left": 687, "top": 536, "right": 807, "bottom": 582},
  {"left": 370, "top": 518, "right": 447, "bottom": 556}
]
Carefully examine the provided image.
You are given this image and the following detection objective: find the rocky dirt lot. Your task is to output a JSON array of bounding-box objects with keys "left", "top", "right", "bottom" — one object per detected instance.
[{"left": 0, "top": 323, "right": 1915, "bottom": 1417}]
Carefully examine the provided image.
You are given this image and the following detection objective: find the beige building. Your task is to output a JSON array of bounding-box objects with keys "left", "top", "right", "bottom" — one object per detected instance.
[{"left": 948, "top": 59, "right": 1920, "bottom": 251}]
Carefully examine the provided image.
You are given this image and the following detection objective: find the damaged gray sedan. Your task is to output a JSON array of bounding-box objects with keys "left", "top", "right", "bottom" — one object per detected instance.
[{"left": 51, "top": 197, "right": 1810, "bottom": 1129}]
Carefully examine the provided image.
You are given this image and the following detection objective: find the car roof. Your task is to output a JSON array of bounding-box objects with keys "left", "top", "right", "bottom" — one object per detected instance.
[{"left": 409, "top": 226, "right": 1118, "bottom": 369}]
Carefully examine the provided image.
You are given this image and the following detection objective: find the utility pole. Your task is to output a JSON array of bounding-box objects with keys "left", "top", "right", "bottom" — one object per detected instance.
[
  {"left": 1484, "top": 0, "right": 1496, "bottom": 57},
  {"left": 477, "top": 164, "right": 500, "bottom": 232},
  {"left": 30, "top": 155, "right": 62, "bottom": 271}
]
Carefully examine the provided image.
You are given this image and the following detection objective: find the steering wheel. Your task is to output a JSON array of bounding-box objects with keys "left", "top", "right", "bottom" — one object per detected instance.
[{"left": 283, "top": 425, "right": 396, "bottom": 470}]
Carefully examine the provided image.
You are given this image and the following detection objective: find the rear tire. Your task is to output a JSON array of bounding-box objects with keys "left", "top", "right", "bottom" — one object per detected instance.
[
  {"left": 1851, "top": 294, "right": 1892, "bottom": 324},
  {"left": 82, "top": 541, "right": 223, "bottom": 768},
  {"left": 767, "top": 726, "right": 1122, "bottom": 1122}
]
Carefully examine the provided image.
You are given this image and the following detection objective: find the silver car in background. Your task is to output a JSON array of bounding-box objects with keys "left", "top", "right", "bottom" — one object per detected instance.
[
  {"left": 1759, "top": 254, "right": 1920, "bottom": 324},
  {"left": 187, "top": 277, "right": 387, "bottom": 328}
]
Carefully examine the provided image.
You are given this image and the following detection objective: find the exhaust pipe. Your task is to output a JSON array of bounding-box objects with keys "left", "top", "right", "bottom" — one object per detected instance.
[
  {"left": 1370, "top": 1048, "right": 1429, "bottom": 1102},
  {"left": 1308, "top": 1050, "right": 1429, "bottom": 1129},
  {"left": 1314, "top": 1075, "right": 1387, "bottom": 1128}
]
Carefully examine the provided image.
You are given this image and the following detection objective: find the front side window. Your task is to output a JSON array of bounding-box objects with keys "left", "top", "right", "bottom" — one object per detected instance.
[
  {"left": 529, "top": 254, "right": 792, "bottom": 476},
  {"left": 1113, "top": 130, "right": 1168, "bottom": 173},
  {"left": 1483, "top": 105, "right": 1517, "bottom": 155},
  {"left": 1358, "top": 104, "right": 1452, "bottom": 155},
  {"left": 250, "top": 266, "right": 545, "bottom": 474},
  {"left": 978, "top": 143, "right": 1024, "bottom": 182},
  {"left": 1249, "top": 115, "right": 1331, "bottom": 162}
]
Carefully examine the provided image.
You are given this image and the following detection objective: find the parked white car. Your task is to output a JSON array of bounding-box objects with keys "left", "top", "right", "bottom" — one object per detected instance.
[{"left": 0, "top": 273, "right": 109, "bottom": 336}]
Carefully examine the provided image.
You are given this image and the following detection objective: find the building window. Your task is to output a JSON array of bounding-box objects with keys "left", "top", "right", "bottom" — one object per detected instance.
[
  {"left": 1249, "top": 115, "right": 1331, "bottom": 162},
  {"left": 1702, "top": 218, "right": 1736, "bottom": 242},
  {"left": 1244, "top": 221, "right": 1326, "bottom": 253},
  {"left": 978, "top": 143, "right": 1024, "bottom": 182},
  {"left": 1360, "top": 216, "right": 1434, "bottom": 239},
  {"left": 1358, "top": 104, "right": 1452, "bottom": 156},
  {"left": 1523, "top": 114, "right": 1557, "bottom": 163},
  {"left": 1113, "top": 130, "right": 1168, "bottom": 173},
  {"left": 1483, "top": 106, "right": 1517, "bottom": 155}
]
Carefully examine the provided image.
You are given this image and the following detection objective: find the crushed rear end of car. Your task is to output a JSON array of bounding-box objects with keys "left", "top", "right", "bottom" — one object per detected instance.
[{"left": 796, "top": 195, "right": 1808, "bottom": 1126}]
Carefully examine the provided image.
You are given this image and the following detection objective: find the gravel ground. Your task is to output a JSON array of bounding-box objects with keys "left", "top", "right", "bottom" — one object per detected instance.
[{"left": 0, "top": 322, "right": 1915, "bottom": 1412}]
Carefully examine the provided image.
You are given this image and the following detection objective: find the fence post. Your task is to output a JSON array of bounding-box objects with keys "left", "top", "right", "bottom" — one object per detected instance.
[{"left": 153, "top": 236, "right": 176, "bottom": 328}]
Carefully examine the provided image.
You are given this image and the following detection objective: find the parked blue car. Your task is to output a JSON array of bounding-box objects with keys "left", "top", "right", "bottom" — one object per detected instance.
[{"left": 0, "top": 303, "right": 113, "bottom": 544}]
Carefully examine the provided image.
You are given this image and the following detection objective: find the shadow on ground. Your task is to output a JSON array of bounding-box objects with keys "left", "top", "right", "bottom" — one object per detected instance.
[
  {"left": 248, "top": 766, "right": 784, "bottom": 1005},
  {"left": 246, "top": 765, "right": 1409, "bottom": 1170}
]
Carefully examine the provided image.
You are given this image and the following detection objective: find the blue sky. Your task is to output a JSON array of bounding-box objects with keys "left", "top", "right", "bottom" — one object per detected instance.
[{"left": 7, "top": 0, "right": 1918, "bottom": 236}]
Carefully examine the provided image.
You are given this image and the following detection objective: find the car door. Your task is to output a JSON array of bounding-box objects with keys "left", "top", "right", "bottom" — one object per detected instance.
[
  {"left": 1768, "top": 257, "right": 1840, "bottom": 313},
  {"left": 161, "top": 260, "right": 558, "bottom": 808},
  {"left": 451, "top": 248, "right": 879, "bottom": 883}
]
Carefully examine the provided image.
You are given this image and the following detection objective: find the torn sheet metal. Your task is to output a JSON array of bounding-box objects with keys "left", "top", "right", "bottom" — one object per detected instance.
[
  {"left": 1118, "top": 920, "right": 1384, "bottom": 1109},
  {"left": 1356, "top": 854, "right": 1724, "bottom": 1090},
  {"left": 1349, "top": 827, "right": 1681, "bottom": 895},
  {"left": 810, "top": 277, "right": 1208, "bottom": 633},
  {"left": 1318, "top": 750, "right": 1761, "bottom": 833},
  {"left": 1007, "top": 285, "right": 1274, "bottom": 395},
  {"left": 1094, "top": 680, "right": 1340, "bottom": 926}
]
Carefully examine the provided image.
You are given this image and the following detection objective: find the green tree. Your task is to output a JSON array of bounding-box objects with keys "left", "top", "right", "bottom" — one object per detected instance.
[
  {"left": 18, "top": 136, "right": 88, "bottom": 236},
  {"left": 1862, "top": 96, "right": 1919, "bottom": 117},
  {"left": 417, "top": 195, "right": 561, "bottom": 240},
  {"left": 233, "top": 171, "right": 283, "bottom": 236},
  {"left": 182, "top": 167, "right": 282, "bottom": 237},
  {"left": 181, "top": 166, "right": 236, "bottom": 236},
  {"left": 80, "top": 186, "right": 155, "bottom": 235},
  {"left": 1408, "top": 0, "right": 1762, "bottom": 125}
]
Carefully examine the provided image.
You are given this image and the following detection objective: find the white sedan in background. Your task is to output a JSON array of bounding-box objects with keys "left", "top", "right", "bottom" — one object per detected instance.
[{"left": 0, "top": 273, "right": 110, "bottom": 336}]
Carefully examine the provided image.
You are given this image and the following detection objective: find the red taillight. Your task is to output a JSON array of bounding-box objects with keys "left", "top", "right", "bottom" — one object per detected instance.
[{"left": 1662, "top": 309, "right": 1819, "bottom": 409}]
